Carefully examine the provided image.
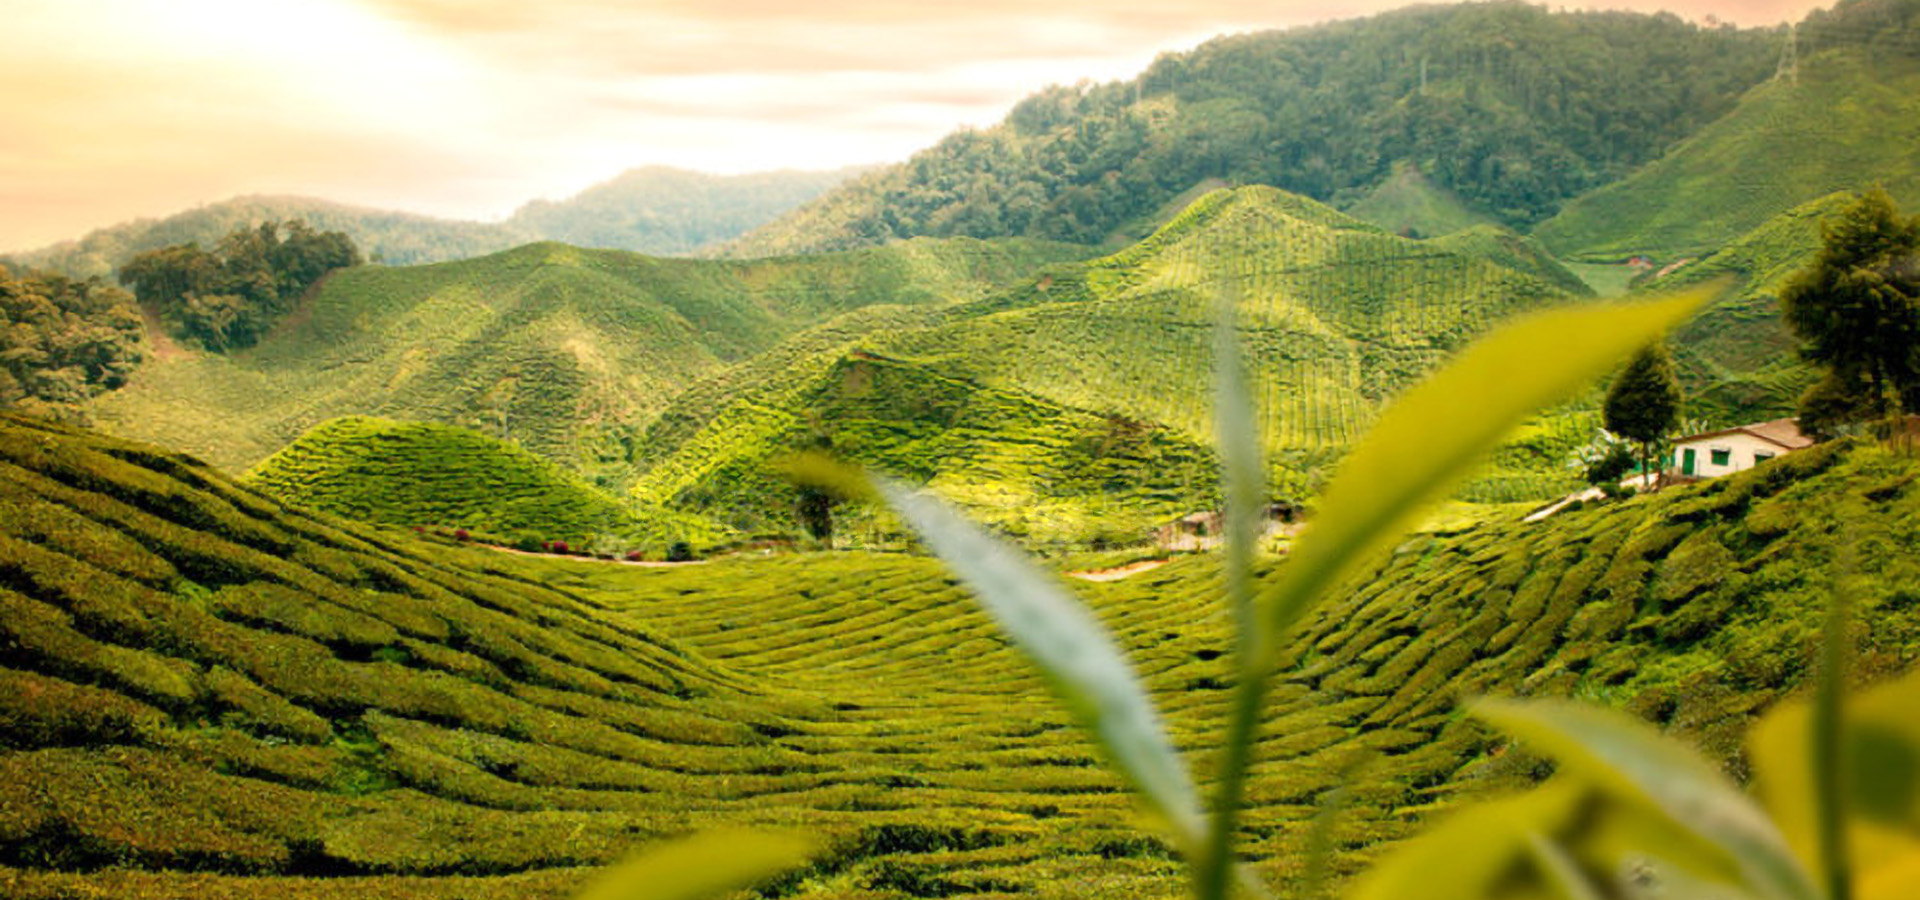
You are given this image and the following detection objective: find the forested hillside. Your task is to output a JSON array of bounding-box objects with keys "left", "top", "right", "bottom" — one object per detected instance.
[
  {"left": 728, "top": 2, "right": 1777, "bottom": 256},
  {"left": 88, "top": 238, "right": 1089, "bottom": 482},
  {"left": 1536, "top": 47, "right": 1920, "bottom": 259},
  {"left": 117, "top": 221, "right": 361, "bottom": 352},
  {"left": 507, "top": 166, "right": 867, "bottom": 256}
]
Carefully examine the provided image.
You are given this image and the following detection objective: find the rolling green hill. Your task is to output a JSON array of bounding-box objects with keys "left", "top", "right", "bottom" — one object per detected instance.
[
  {"left": 245, "top": 417, "right": 715, "bottom": 550},
  {"left": 1342, "top": 161, "right": 1499, "bottom": 239},
  {"left": 86, "top": 237, "right": 1089, "bottom": 481},
  {"left": 633, "top": 353, "right": 1222, "bottom": 545},
  {"left": 637, "top": 187, "right": 1596, "bottom": 539},
  {"left": 869, "top": 187, "right": 1590, "bottom": 498},
  {"left": 5, "top": 399, "right": 1919, "bottom": 896},
  {"left": 1424, "top": 226, "right": 1592, "bottom": 296},
  {"left": 507, "top": 166, "right": 868, "bottom": 257},
  {"left": 1535, "top": 50, "right": 1920, "bottom": 260},
  {"left": 726, "top": 3, "right": 1775, "bottom": 257}
]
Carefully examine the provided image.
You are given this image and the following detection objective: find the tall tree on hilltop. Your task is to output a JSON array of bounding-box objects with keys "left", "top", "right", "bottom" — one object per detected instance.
[
  {"left": 1781, "top": 187, "right": 1920, "bottom": 437},
  {"left": 1603, "top": 342, "right": 1682, "bottom": 489}
]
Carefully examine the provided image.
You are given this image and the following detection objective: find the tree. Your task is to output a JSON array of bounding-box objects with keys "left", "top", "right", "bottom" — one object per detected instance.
[
  {"left": 794, "top": 432, "right": 838, "bottom": 545},
  {"left": 1780, "top": 187, "right": 1920, "bottom": 433},
  {"left": 1602, "top": 342, "right": 1682, "bottom": 489}
]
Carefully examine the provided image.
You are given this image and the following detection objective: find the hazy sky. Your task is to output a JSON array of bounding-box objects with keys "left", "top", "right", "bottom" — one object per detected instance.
[{"left": 3, "top": 0, "right": 1829, "bottom": 251}]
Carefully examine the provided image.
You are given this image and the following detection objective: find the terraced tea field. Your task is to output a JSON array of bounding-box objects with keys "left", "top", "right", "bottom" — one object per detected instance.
[
  {"left": 246, "top": 417, "right": 714, "bottom": 550},
  {"left": 89, "top": 237, "right": 1088, "bottom": 481},
  {"left": 634, "top": 187, "right": 1598, "bottom": 540},
  {"left": 6, "top": 412, "right": 1920, "bottom": 899}
]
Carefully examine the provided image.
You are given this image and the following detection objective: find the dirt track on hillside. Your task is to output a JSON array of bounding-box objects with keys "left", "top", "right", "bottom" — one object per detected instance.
[{"left": 1066, "top": 558, "right": 1171, "bottom": 582}]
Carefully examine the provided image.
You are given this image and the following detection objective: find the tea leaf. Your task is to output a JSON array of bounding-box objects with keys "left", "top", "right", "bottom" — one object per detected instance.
[
  {"left": 1753, "top": 666, "right": 1920, "bottom": 898},
  {"left": 1258, "top": 288, "right": 1711, "bottom": 647},
  {"left": 1476, "top": 697, "right": 1819, "bottom": 900},
  {"left": 572, "top": 829, "right": 817, "bottom": 900},
  {"left": 877, "top": 480, "right": 1207, "bottom": 846},
  {"left": 1347, "top": 781, "right": 1589, "bottom": 900}
]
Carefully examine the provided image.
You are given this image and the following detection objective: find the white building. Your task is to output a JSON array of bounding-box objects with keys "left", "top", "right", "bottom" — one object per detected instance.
[{"left": 1670, "top": 418, "right": 1814, "bottom": 479}]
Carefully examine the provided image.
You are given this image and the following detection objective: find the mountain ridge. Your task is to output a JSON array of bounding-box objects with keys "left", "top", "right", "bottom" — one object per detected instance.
[{"left": 725, "top": 2, "right": 1778, "bottom": 257}]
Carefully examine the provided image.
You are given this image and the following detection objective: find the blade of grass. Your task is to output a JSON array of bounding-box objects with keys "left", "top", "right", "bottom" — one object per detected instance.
[
  {"left": 1256, "top": 288, "right": 1713, "bottom": 654},
  {"left": 572, "top": 829, "right": 817, "bottom": 900},
  {"left": 877, "top": 480, "right": 1208, "bottom": 848},
  {"left": 1815, "top": 508, "right": 1860, "bottom": 900},
  {"left": 1475, "top": 697, "right": 1820, "bottom": 900},
  {"left": 1198, "top": 272, "right": 1270, "bottom": 900}
]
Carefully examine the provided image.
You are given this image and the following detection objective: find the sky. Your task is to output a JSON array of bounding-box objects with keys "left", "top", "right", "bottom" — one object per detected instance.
[{"left": 2, "top": 0, "right": 1831, "bottom": 251}]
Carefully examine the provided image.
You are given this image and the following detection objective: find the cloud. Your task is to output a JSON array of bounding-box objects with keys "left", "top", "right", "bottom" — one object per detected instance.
[{"left": 2, "top": 0, "right": 1828, "bottom": 250}]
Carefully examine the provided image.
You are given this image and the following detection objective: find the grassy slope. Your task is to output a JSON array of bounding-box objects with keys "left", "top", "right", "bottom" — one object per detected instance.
[
  {"left": 245, "top": 417, "right": 713, "bottom": 549},
  {"left": 5, "top": 413, "right": 1920, "bottom": 898},
  {"left": 1425, "top": 226, "right": 1593, "bottom": 296},
  {"left": 1342, "top": 161, "right": 1499, "bottom": 239},
  {"left": 634, "top": 187, "right": 1595, "bottom": 542},
  {"left": 87, "top": 238, "right": 1089, "bottom": 480},
  {"left": 1648, "top": 192, "right": 1851, "bottom": 423},
  {"left": 1536, "top": 50, "right": 1920, "bottom": 260}
]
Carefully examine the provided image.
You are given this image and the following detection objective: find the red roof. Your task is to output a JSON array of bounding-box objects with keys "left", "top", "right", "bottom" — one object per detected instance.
[{"left": 1673, "top": 418, "right": 1814, "bottom": 451}]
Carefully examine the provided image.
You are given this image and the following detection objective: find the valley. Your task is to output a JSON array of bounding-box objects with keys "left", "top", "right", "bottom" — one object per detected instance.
[{"left": 3, "top": 413, "right": 1916, "bottom": 898}]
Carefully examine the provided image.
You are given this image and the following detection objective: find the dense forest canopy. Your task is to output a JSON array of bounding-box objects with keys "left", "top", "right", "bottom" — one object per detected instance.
[
  {"left": 730, "top": 2, "right": 1781, "bottom": 256},
  {"left": 117, "top": 221, "right": 360, "bottom": 352},
  {"left": 0, "top": 268, "right": 142, "bottom": 420}
]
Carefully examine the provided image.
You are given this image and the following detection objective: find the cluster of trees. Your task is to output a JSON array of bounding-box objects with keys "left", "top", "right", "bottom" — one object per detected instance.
[
  {"left": 117, "top": 221, "right": 360, "bottom": 351},
  {"left": 739, "top": 3, "right": 1777, "bottom": 254},
  {"left": 1783, "top": 187, "right": 1920, "bottom": 436},
  {"left": 0, "top": 266, "right": 143, "bottom": 419}
]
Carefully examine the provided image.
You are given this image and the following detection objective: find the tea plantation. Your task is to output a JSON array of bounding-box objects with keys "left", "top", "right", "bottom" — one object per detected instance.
[
  {"left": 245, "top": 417, "right": 716, "bottom": 551},
  {"left": 633, "top": 187, "right": 1600, "bottom": 541},
  {"left": 5, "top": 410, "right": 1920, "bottom": 898},
  {"left": 88, "top": 237, "right": 1089, "bottom": 482}
]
